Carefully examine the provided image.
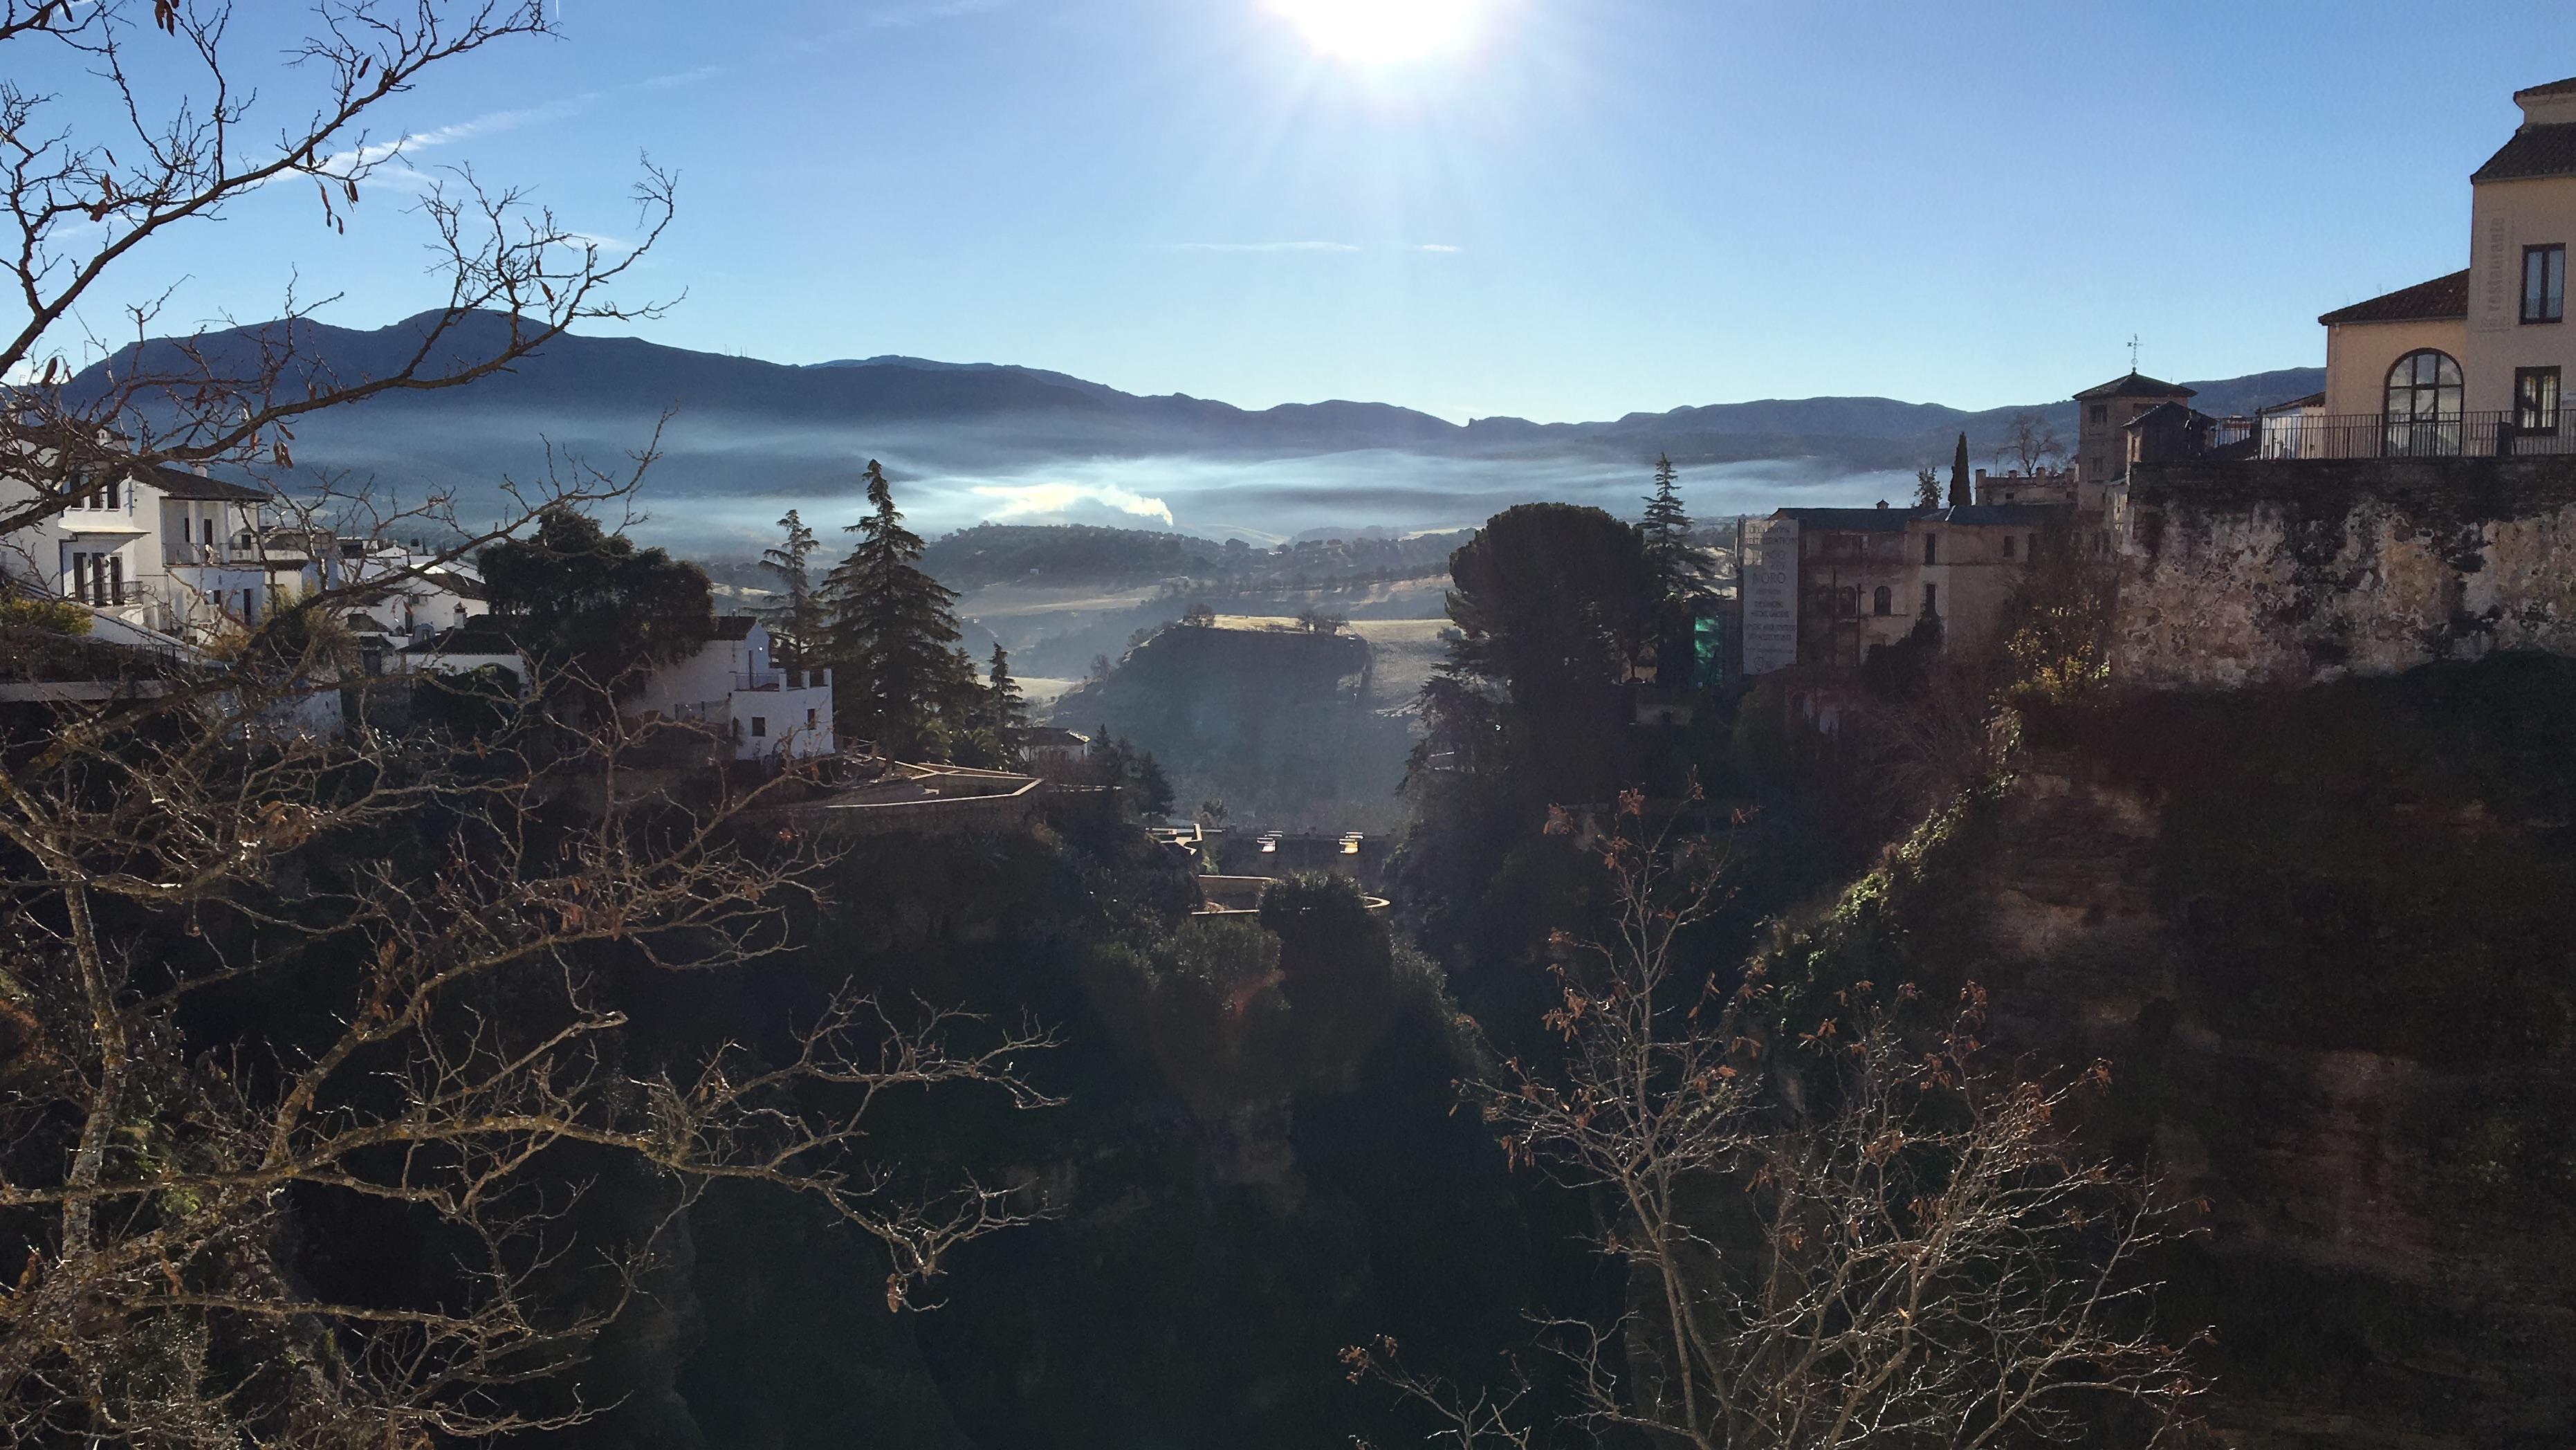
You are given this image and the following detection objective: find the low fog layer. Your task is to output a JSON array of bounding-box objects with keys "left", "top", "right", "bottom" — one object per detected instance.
[{"left": 252, "top": 403, "right": 1920, "bottom": 549}]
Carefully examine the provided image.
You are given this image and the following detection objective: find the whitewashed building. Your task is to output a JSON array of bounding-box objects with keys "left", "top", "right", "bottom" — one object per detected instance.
[
  {"left": 0, "top": 463, "right": 287, "bottom": 644},
  {"left": 633, "top": 617, "right": 835, "bottom": 762}
]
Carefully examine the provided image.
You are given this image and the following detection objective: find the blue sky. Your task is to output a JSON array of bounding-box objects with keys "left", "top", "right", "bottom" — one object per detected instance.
[{"left": 44, "top": 0, "right": 2576, "bottom": 423}]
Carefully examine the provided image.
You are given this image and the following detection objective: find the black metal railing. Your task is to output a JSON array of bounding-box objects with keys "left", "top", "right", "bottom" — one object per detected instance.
[{"left": 2197, "top": 410, "right": 2576, "bottom": 461}]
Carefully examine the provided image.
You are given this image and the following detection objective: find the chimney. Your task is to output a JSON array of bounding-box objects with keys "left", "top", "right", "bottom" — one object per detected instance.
[{"left": 2514, "top": 77, "right": 2576, "bottom": 129}]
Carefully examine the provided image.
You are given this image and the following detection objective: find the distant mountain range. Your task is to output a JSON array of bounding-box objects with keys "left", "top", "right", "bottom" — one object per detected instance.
[{"left": 71, "top": 311, "right": 2324, "bottom": 549}]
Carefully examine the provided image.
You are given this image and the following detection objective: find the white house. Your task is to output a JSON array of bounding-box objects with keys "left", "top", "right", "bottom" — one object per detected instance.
[
  {"left": 0, "top": 462, "right": 279, "bottom": 643},
  {"left": 632, "top": 616, "right": 834, "bottom": 762}
]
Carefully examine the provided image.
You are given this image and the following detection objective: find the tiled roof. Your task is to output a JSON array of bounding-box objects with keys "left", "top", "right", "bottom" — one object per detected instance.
[
  {"left": 711, "top": 615, "right": 760, "bottom": 641},
  {"left": 2317, "top": 270, "right": 2469, "bottom": 326},
  {"left": 2475, "top": 122, "right": 2576, "bottom": 183},
  {"left": 2119, "top": 401, "right": 2200, "bottom": 431},
  {"left": 2259, "top": 392, "right": 2328, "bottom": 413},
  {"left": 424, "top": 568, "right": 486, "bottom": 601},
  {"left": 2074, "top": 371, "right": 2196, "bottom": 401},
  {"left": 2516, "top": 76, "right": 2576, "bottom": 100},
  {"left": 145, "top": 465, "right": 266, "bottom": 502}
]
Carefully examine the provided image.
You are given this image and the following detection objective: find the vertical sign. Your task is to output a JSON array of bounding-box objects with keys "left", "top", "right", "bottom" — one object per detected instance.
[{"left": 1739, "top": 515, "right": 1800, "bottom": 677}]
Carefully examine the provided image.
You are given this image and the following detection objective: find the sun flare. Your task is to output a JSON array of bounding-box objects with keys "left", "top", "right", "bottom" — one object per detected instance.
[{"left": 1267, "top": 0, "right": 1482, "bottom": 64}]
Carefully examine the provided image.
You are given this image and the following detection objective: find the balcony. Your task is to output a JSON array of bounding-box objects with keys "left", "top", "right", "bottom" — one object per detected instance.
[
  {"left": 2198, "top": 411, "right": 2576, "bottom": 461},
  {"left": 731, "top": 667, "right": 831, "bottom": 692},
  {"left": 163, "top": 542, "right": 269, "bottom": 568}
]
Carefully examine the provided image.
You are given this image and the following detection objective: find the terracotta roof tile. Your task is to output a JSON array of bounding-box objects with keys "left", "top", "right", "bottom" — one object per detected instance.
[
  {"left": 2072, "top": 371, "right": 2196, "bottom": 401},
  {"left": 2317, "top": 270, "right": 2469, "bottom": 326},
  {"left": 2476, "top": 122, "right": 2576, "bottom": 183}
]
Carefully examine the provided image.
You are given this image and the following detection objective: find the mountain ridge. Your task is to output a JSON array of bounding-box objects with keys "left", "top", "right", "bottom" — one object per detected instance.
[{"left": 66, "top": 312, "right": 2324, "bottom": 544}]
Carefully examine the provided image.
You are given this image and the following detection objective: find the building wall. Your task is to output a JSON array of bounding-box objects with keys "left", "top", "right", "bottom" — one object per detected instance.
[
  {"left": 2077, "top": 393, "right": 2189, "bottom": 484},
  {"left": 1919, "top": 522, "right": 2038, "bottom": 657},
  {"left": 2108, "top": 457, "right": 2576, "bottom": 688},
  {"left": 641, "top": 632, "right": 757, "bottom": 717},
  {"left": 2463, "top": 174, "right": 2576, "bottom": 416},
  {"left": 2323, "top": 315, "right": 2472, "bottom": 417},
  {"left": 732, "top": 682, "right": 834, "bottom": 761}
]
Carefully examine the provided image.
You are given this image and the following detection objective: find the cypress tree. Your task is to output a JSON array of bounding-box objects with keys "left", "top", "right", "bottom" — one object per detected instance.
[
  {"left": 818, "top": 460, "right": 968, "bottom": 759},
  {"left": 1948, "top": 432, "right": 1971, "bottom": 508}
]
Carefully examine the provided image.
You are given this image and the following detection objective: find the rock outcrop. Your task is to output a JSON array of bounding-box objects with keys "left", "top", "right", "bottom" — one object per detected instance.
[{"left": 2113, "top": 457, "right": 2576, "bottom": 688}]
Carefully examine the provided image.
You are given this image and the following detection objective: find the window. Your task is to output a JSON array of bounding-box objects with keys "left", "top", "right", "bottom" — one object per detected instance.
[
  {"left": 201, "top": 518, "right": 214, "bottom": 546},
  {"left": 2088, "top": 405, "right": 2108, "bottom": 425},
  {"left": 2002, "top": 535, "right": 2016, "bottom": 560},
  {"left": 1837, "top": 585, "right": 1858, "bottom": 619},
  {"left": 807, "top": 708, "right": 819, "bottom": 728},
  {"left": 1922, "top": 583, "right": 1938, "bottom": 616},
  {"left": 1872, "top": 585, "right": 1892, "bottom": 616},
  {"left": 2523, "top": 244, "right": 2566, "bottom": 324},
  {"left": 1922, "top": 533, "right": 1938, "bottom": 565},
  {"left": 2383, "top": 349, "right": 2463, "bottom": 456},
  {"left": 240, "top": 589, "right": 255, "bottom": 626},
  {"left": 2515, "top": 366, "right": 2561, "bottom": 434},
  {"left": 750, "top": 716, "right": 767, "bottom": 738}
]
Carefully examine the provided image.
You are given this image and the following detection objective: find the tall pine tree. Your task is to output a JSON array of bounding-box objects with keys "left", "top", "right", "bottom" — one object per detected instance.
[
  {"left": 1948, "top": 432, "right": 1971, "bottom": 508},
  {"left": 819, "top": 461, "right": 972, "bottom": 759},
  {"left": 1640, "top": 453, "right": 1704, "bottom": 597},
  {"left": 982, "top": 643, "right": 1030, "bottom": 755},
  {"left": 758, "top": 509, "right": 823, "bottom": 663}
]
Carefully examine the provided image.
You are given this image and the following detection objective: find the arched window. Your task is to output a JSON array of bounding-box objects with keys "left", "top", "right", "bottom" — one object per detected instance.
[
  {"left": 2384, "top": 349, "right": 2463, "bottom": 456},
  {"left": 1873, "top": 585, "right": 1892, "bottom": 616}
]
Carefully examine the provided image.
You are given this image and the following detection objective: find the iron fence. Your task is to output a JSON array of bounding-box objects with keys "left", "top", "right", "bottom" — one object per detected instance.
[{"left": 2199, "top": 410, "right": 2576, "bottom": 461}]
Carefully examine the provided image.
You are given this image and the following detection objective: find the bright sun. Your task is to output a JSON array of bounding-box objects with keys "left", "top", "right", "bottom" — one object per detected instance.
[{"left": 1268, "top": 0, "right": 1482, "bottom": 64}]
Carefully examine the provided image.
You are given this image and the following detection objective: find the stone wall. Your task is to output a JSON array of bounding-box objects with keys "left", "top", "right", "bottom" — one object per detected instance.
[{"left": 2110, "top": 457, "right": 2576, "bottom": 688}]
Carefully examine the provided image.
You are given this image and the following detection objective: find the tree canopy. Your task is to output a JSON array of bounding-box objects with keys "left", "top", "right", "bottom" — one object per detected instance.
[
  {"left": 480, "top": 505, "right": 714, "bottom": 697},
  {"left": 1424, "top": 502, "right": 1656, "bottom": 799}
]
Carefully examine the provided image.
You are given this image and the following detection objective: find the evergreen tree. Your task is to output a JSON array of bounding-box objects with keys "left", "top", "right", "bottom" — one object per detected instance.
[
  {"left": 1948, "top": 432, "right": 1971, "bottom": 508},
  {"left": 818, "top": 460, "right": 968, "bottom": 759},
  {"left": 757, "top": 509, "right": 824, "bottom": 663},
  {"left": 1132, "top": 749, "right": 1176, "bottom": 816},
  {"left": 1914, "top": 466, "right": 1942, "bottom": 509},
  {"left": 1640, "top": 453, "right": 1700, "bottom": 592},
  {"left": 481, "top": 505, "right": 712, "bottom": 703},
  {"left": 982, "top": 643, "right": 1030, "bottom": 753}
]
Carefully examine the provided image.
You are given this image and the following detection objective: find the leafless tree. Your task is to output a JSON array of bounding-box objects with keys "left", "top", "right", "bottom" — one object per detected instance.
[
  {"left": 0, "top": 663, "right": 1059, "bottom": 1444},
  {"left": 1350, "top": 791, "right": 2201, "bottom": 1449},
  {"left": 1993, "top": 412, "right": 2068, "bottom": 477},
  {"left": 1, "top": 0, "right": 674, "bottom": 555},
  {"left": 0, "top": 6, "right": 1058, "bottom": 1443}
]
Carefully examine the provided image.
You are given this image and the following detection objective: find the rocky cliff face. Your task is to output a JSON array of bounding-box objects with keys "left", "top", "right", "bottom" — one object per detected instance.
[
  {"left": 2114, "top": 458, "right": 2576, "bottom": 688},
  {"left": 1763, "top": 654, "right": 2576, "bottom": 1447}
]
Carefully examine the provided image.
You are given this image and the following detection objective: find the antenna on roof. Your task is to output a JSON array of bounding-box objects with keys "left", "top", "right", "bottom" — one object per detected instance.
[{"left": 2128, "top": 335, "right": 2142, "bottom": 373}]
